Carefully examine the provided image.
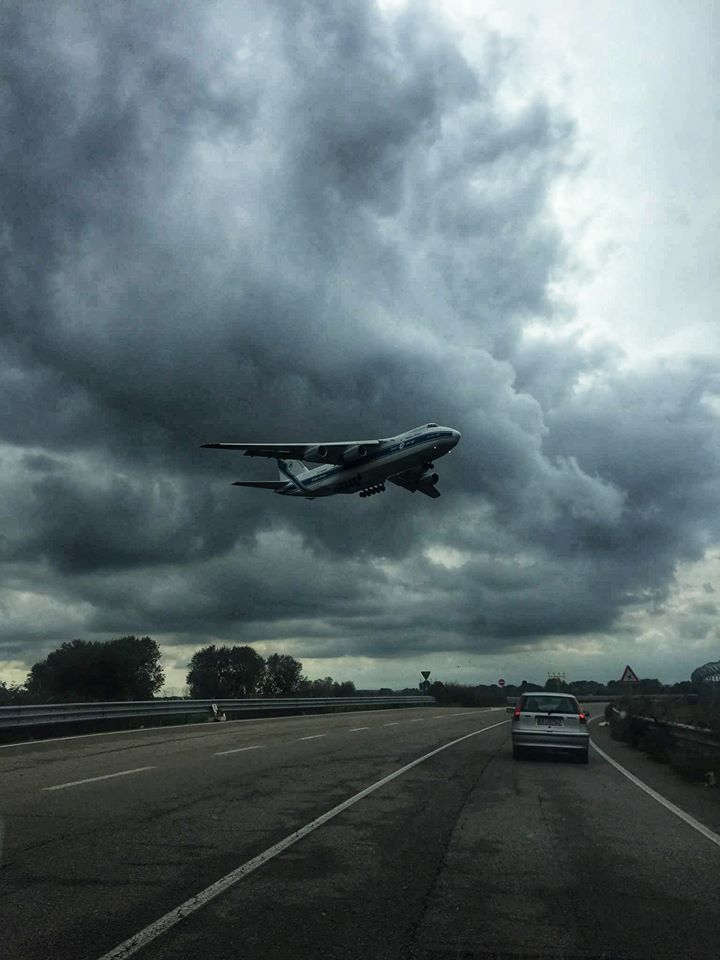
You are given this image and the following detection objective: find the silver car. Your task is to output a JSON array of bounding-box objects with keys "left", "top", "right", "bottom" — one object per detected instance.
[{"left": 511, "top": 691, "right": 590, "bottom": 763}]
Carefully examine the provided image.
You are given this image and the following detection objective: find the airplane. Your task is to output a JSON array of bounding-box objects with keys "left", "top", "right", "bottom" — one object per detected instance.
[{"left": 201, "top": 423, "right": 461, "bottom": 500}]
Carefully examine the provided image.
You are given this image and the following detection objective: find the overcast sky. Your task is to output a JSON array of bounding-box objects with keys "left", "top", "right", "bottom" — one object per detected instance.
[{"left": 1, "top": 0, "right": 718, "bottom": 692}]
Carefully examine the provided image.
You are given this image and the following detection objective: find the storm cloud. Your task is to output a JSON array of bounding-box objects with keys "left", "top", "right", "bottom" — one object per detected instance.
[{"left": 1, "top": 0, "right": 719, "bottom": 680}]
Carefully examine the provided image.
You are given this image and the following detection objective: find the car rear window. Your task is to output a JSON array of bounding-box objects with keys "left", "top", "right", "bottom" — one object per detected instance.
[{"left": 520, "top": 696, "right": 579, "bottom": 714}]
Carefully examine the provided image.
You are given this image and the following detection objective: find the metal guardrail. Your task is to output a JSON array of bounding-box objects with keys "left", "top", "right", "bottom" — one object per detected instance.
[
  {"left": 633, "top": 715, "right": 720, "bottom": 751},
  {"left": 608, "top": 705, "right": 720, "bottom": 751},
  {"left": 0, "top": 696, "right": 434, "bottom": 731}
]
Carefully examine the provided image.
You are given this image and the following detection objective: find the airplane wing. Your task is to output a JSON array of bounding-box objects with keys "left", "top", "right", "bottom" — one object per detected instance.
[
  {"left": 231, "top": 480, "right": 288, "bottom": 489},
  {"left": 202, "top": 439, "right": 381, "bottom": 464},
  {"left": 389, "top": 468, "right": 441, "bottom": 499}
]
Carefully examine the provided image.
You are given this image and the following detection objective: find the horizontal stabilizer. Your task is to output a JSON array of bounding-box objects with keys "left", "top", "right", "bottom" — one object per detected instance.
[{"left": 231, "top": 480, "right": 287, "bottom": 489}]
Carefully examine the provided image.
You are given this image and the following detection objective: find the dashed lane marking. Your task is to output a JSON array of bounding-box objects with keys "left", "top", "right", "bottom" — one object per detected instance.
[
  {"left": 95, "top": 719, "right": 509, "bottom": 960},
  {"left": 349, "top": 727, "right": 369, "bottom": 732},
  {"left": 298, "top": 734, "right": 326, "bottom": 741},
  {"left": 42, "top": 767, "right": 155, "bottom": 792},
  {"left": 0, "top": 707, "right": 429, "bottom": 751},
  {"left": 214, "top": 745, "right": 264, "bottom": 756},
  {"left": 384, "top": 722, "right": 400, "bottom": 726}
]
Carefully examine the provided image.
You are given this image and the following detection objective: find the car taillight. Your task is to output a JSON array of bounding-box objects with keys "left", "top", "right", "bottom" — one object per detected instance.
[
  {"left": 579, "top": 712, "right": 587, "bottom": 724},
  {"left": 513, "top": 708, "right": 521, "bottom": 720}
]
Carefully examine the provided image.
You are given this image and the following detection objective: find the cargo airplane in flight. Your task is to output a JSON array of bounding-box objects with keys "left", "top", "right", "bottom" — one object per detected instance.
[{"left": 202, "top": 423, "right": 461, "bottom": 499}]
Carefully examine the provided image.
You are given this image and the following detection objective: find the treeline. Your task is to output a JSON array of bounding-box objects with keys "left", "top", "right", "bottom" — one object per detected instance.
[
  {"left": 0, "top": 636, "right": 357, "bottom": 705},
  {"left": 428, "top": 676, "right": 698, "bottom": 708},
  {"left": 0, "top": 636, "right": 704, "bottom": 707},
  {"left": 185, "top": 645, "right": 356, "bottom": 699},
  {"left": 0, "top": 636, "right": 164, "bottom": 705}
]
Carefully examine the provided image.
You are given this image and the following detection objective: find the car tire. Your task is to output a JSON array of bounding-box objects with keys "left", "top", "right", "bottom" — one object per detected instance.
[
  {"left": 512, "top": 745, "right": 524, "bottom": 760},
  {"left": 576, "top": 749, "right": 589, "bottom": 764}
]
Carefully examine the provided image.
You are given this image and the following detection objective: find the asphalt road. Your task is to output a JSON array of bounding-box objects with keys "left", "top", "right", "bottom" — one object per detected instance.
[{"left": 1, "top": 706, "right": 719, "bottom": 960}]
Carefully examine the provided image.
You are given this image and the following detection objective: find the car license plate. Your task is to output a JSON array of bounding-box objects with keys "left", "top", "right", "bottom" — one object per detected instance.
[{"left": 536, "top": 716, "right": 563, "bottom": 726}]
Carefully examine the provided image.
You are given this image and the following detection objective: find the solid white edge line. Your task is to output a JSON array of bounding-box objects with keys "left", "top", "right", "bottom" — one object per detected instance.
[
  {"left": 589, "top": 729, "right": 720, "bottom": 849},
  {"left": 95, "top": 719, "right": 509, "bottom": 960},
  {"left": 214, "top": 745, "right": 264, "bottom": 756},
  {"left": 42, "top": 766, "right": 155, "bottom": 792}
]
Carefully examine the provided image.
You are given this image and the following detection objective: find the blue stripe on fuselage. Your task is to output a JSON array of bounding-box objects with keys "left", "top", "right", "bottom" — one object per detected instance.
[
  {"left": 278, "top": 459, "right": 307, "bottom": 492},
  {"left": 304, "top": 431, "right": 453, "bottom": 487}
]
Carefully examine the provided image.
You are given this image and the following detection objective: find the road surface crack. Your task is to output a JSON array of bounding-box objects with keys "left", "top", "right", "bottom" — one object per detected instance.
[{"left": 402, "top": 739, "right": 505, "bottom": 960}]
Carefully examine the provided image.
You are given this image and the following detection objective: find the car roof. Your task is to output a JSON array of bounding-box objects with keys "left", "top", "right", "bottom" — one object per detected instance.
[{"left": 522, "top": 691, "right": 578, "bottom": 698}]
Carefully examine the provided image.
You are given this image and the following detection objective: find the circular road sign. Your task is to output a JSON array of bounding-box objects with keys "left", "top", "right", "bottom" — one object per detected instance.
[{"left": 498, "top": 678, "right": 506, "bottom": 687}]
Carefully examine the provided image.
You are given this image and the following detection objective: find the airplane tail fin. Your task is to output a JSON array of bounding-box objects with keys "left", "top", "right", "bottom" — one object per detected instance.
[{"left": 277, "top": 459, "right": 310, "bottom": 481}]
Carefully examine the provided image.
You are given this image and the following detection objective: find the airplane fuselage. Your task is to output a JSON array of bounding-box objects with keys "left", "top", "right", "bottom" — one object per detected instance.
[{"left": 277, "top": 424, "right": 460, "bottom": 498}]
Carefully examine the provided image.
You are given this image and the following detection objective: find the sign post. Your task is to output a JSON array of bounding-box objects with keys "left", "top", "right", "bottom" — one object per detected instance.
[{"left": 420, "top": 670, "right": 431, "bottom": 694}]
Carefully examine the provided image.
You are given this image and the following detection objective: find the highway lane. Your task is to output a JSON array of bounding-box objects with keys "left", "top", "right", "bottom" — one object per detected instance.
[
  {"left": 1, "top": 706, "right": 719, "bottom": 960},
  {"left": 0, "top": 707, "right": 500, "bottom": 960}
]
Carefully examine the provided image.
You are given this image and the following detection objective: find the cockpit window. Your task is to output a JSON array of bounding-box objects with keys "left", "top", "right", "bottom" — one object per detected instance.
[{"left": 426, "top": 422, "right": 438, "bottom": 427}]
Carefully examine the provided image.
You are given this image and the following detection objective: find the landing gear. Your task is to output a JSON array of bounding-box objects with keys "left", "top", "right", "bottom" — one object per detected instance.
[{"left": 359, "top": 483, "right": 386, "bottom": 498}]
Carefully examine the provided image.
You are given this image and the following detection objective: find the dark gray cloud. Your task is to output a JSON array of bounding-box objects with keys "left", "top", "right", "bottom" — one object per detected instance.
[{"left": 1, "top": 0, "right": 719, "bottom": 675}]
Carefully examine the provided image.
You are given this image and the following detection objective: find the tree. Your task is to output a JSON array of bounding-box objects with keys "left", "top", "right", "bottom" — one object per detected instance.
[
  {"left": 0, "top": 680, "right": 34, "bottom": 705},
  {"left": 264, "top": 654, "right": 304, "bottom": 696},
  {"left": 569, "top": 680, "right": 606, "bottom": 696},
  {"left": 299, "top": 676, "right": 336, "bottom": 697},
  {"left": 112, "top": 635, "right": 165, "bottom": 699},
  {"left": 26, "top": 636, "right": 164, "bottom": 702},
  {"left": 297, "top": 675, "right": 357, "bottom": 697},
  {"left": 186, "top": 645, "right": 265, "bottom": 699}
]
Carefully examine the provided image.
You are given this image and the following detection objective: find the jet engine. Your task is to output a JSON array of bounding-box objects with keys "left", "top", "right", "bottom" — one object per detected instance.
[
  {"left": 342, "top": 444, "right": 369, "bottom": 462},
  {"left": 419, "top": 470, "right": 439, "bottom": 485},
  {"left": 302, "top": 445, "right": 329, "bottom": 462}
]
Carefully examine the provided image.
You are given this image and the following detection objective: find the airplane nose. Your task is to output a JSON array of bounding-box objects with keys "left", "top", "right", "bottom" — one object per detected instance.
[{"left": 452, "top": 429, "right": 461, "bottom": 445}]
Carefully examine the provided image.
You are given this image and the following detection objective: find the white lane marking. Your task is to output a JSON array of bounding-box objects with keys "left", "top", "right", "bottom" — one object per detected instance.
[
  {"left": 349, "top": 727, "right": 369, "bottom": 732},
  {"left": 214, "top": 745, "right": 264, "bottom": 756},
  {"left": 384, "top": 722, "right": 400, "bottom": 726},
  {"left": 299, "top": 734, "right": 326, "bottom": 741},
  {"left": 0, "top": 707, "right": 423, "bottom": 750},
  {"left": 590, "top": 740, "right": 720, "bottom": 849},
  {"left": 95, "top": 718, "right": 508, "bottom": 960},
  {"left": 42, "top": 766, "right": 154, "bottom": 792},
  {"left": 408, "top": 718, "right": 424, "bottom": 723}
]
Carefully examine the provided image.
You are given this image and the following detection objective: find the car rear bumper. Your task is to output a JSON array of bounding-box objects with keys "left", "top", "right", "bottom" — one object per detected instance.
[{"left": 512, "top": 731, "right": 589, "bottom": 751}]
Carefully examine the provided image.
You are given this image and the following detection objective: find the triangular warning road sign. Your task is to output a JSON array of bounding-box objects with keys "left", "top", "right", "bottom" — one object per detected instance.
[
  {"left": 421, "top": 670, "right": 431, "bottom": 680},
  {"left": 619, "top": 664, "right": 640, "bottom": 684}
]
